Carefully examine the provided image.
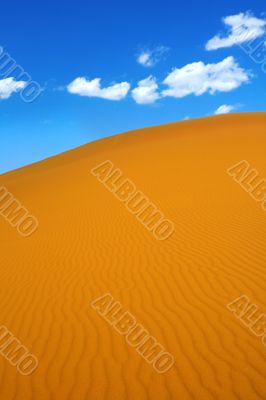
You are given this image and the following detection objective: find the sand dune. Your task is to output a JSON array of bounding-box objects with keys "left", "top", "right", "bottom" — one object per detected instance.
[{"left": 0, "top": 112, "right": 265, "bottom": 399}]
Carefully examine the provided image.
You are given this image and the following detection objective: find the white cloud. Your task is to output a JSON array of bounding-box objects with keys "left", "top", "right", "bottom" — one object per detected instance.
[
  {"left": 137, "top": 46, "right": 169, "bottom": 67},
  {"left": 206, "top": 12, "right": 266, "bottom": 50},
  {"left": 137, "top": 53, "right": 151, "bottom": 66},
  {"left": 67, "top": 77, "right": 130, "bottom": 100},
  {"left": 162, "top": 56, "right": 249, "bottom": 98},
  {"left": 214, "top": 104, "right": 235, "bottom": 115},
  {"left": 131, "top": 76, "right": 160, "bottom": 104},
  {"left": 0, "top": 77, "right": 26, "bottom": 100}
]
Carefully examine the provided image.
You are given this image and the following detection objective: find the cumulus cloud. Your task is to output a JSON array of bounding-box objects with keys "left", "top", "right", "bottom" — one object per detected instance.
[
  {"left": 162, "top": 56, "right": 249, "bottom": 98},
  {"left": 67, "top": 77, "right": 130, "bottom": 100},
  {"left": 206, "top": 12, "right": 266, "bottom": 50},
  {"left": 0, "top": 77, "right": 26, "bottom": 99},
  {"left": 214, "top": 104, "right": 236, "bottom": 115},
  {"left": 131, "top": 76, "right": 160, "bottom": 104},
  {"left": 137, "top": 46, "right": 169, "bottom": 67}
]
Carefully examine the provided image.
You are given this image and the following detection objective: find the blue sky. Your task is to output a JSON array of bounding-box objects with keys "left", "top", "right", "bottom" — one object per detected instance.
[{"left": 0, "top": 0, "right": 265, "bottom": 174}]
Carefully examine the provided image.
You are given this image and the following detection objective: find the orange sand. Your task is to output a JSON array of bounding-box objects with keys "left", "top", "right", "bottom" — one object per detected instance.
[{"left": 0, "top": 112, "right": 265, "bottom": 399}]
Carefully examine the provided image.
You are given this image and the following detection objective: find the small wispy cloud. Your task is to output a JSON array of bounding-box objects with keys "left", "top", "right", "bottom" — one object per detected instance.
[
  {"left": 41, "top": 119, "right": 53, "bottom": 125},
  {"left": 0, "top": 77, "right": 26, "bottom": 100},
  {"left": 67, "top": 77, "right": 130, "bottom": 100},
  {"left": 53, "top": 85, "right": 65, "bottom": 92},
  {"left": 206, "top": 12, "right": 266, "bottom": 50},
  {"left": 137, "top": 46, "right": 169, "bottom": 67},
  {"left": 214, "top": 104, "right": 236, "bottom": 115},
  {"left": 132, "top": 76, "right": 160, "bottom": 104}
]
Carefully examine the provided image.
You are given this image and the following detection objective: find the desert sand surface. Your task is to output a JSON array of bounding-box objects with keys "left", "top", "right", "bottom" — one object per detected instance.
[{"left": 0, "top": 112, "right": 265, "bottom": 400}]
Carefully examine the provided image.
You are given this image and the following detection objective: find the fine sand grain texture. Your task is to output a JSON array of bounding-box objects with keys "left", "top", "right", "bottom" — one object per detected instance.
[{"left": 0, "top": 112, "right": 265, "bottom": 399}]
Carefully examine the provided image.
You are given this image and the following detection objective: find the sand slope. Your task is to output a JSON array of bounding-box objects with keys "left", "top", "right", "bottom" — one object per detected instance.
[{"left": 0, "top": 112, "right": 265, "bottom": 399}]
